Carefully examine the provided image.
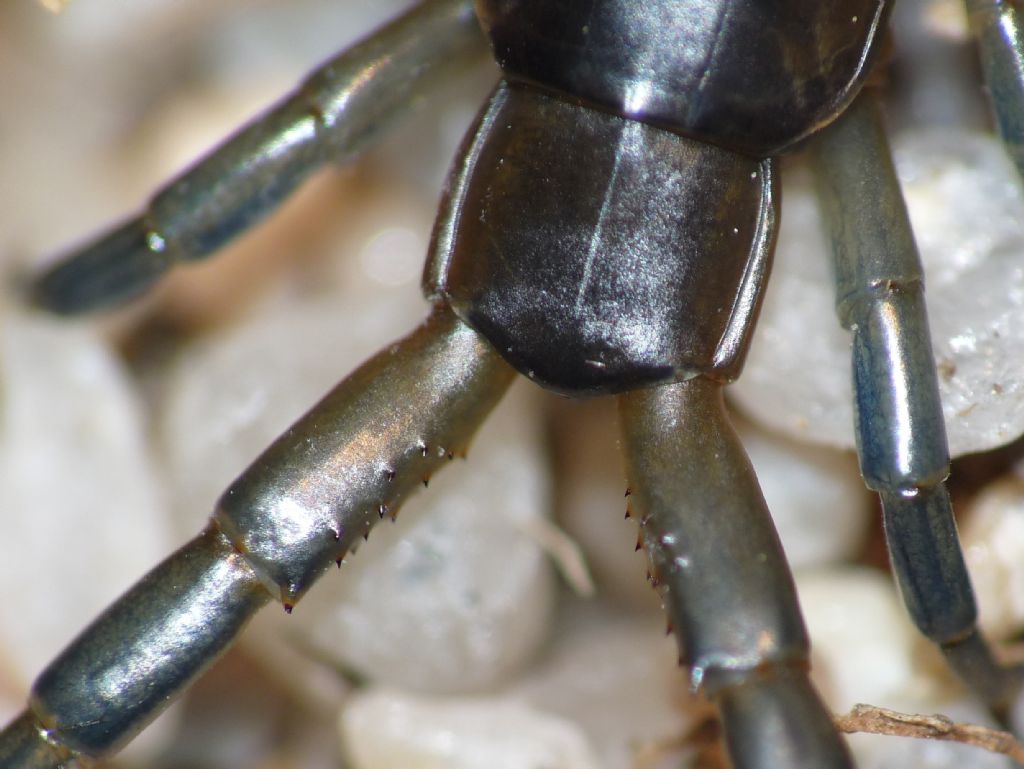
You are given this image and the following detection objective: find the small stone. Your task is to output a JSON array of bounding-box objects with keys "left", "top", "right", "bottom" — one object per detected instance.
[
  {"left": 340, "top": 686, "right": 603, "bottom": 769},
  {"left": 552, "top": 398, "right": 656, "bottom": 609},
  {"left": 511, "top": 599, "right": 692, "bottom": 769},
  {"left": 335, "top": 600, "right": 694, "bottom": 769},
  {"left": 737, "top": 415, "right": 872, "bottom": 570},
  {"left": 961, "top": 477, "right": 1024, "bottom": 640},
  {"left": 797, "top": 569, "right": 1014, "bottom": 765},
  {"left": 157, "top": 194, "right": 433, "bottom": 527},
  {"left": 0, "top": 305, "right": 175, "bottom": 762},
  {"left": 796, "top": 568, "right": 938, "bottom": 712}
]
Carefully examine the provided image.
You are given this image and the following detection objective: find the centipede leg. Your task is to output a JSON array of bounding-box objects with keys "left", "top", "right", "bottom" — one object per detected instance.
[
  {"left": 812, "top": 92, "right": 1023, "bottom": 711},
  {"left": 0, "top": 306, "right": 514, "bottom": 767},
  {"left": 620, "top": 378, "right": 853, "bottom": 769},
  {"left": 32, "top": 0, "right": 484, "bottom": 314}
]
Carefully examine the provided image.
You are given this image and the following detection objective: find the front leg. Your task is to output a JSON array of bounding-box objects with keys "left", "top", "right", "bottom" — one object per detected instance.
[{"left": 0, "top": 307, "right": 514, "bottom": 767}]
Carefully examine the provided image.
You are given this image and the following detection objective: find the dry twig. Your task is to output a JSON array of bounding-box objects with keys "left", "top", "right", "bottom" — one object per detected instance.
[{"left": 836, "top": 703, "right": 1024, "bottom": 765}]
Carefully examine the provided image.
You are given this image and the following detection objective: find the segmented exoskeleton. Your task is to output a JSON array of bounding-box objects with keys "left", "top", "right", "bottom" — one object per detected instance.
[{"left": 3, "top": 1, "right": 1024, "bottom": 768}]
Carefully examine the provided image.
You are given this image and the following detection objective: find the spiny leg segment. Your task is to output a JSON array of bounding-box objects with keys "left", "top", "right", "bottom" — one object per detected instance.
[
  {"left": 0, "top": 307, "right": 514, "bottom": 767},
  {"left": 812, "top": 92, "right": 1023, "bottom": 710},
  {"left": 620, "top": 378, "right": 854, "bottom": 769}
]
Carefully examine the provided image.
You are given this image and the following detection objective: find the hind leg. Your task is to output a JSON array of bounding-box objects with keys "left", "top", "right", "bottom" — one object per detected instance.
[{"left": 620, "top": 377, "right": 853, "bottom": 769}]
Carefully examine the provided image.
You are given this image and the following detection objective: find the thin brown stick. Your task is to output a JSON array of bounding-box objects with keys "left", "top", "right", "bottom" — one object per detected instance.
[{"left": 836, "top": 703, "right": 1024, "bottom": 765}]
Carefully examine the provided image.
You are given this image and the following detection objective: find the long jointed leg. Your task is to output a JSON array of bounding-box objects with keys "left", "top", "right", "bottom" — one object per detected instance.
[
  {"left": 812, "top": 93, "right": 1022, "bottom": 709},
  {"left": 966, "top": 0, "right": 1024, "bottom": 180},
  {"left": 620, "top": 378, "right": 853, "bottom": 769},
  {"left": 0, "top": 307, "right": 514, "bottom": 767},
  {"left": 32, "top": 0, "right": 485, "bottom": 315}
]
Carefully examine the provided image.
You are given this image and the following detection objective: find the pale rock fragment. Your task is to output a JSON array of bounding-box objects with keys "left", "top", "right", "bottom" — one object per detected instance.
[
  {"left": 796, "top": 568, "right": 940, "bottom": 712},
  {"left": 734, "top": 130, "right": 1024, "bottom": 457},
  {"left": 511, "top": 600, "right": 693, "bottom": 769},
  {"left": 339, "top": 600, "right": 691, "bottom": 769},
  {"left": 157, "top": 201, "right": 432, "bottom": 525},
  {"left": 964, "top": 478, "right": 1024, "bottom": 745},
  {"left": 737, "top": 415, "right": 871, "bottom": 569},
  {"left": 551, "top": 399, "right": 655, "bottom": 609},
  {"left": 0, "top": 304, "right": 175, "bottom": 762},
  {"left": 340, "top": 687, "right": 603, "bottom": 769},
  {"left": 961, "top": 477, "right": 1024, "bottom": 641}
]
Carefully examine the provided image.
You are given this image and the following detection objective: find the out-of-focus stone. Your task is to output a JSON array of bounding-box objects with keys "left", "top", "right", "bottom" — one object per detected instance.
[
  {"left": 337, "top": 599, "right": 694, "bottom": 769},
  {"left": 340, "top": 687, "right": 603, "bottom": 769},
  {"left": 796, "top": 568, "right": 939, "bottom": 712},
  {"left": 551, "top": 399, "right": 655, "bottom": 609},
  {"left": 796, "top": 568, "right": 1012, "bottom": 767},
  {"left": 511, "top": 600, "right": 692, "bottom": 769},
  {"left": 0, "top": 304, "right": 175, "bottom": 762},
  {"left": 961, "top": 477, "right": 1024, "bottom": 641},
  {"left": 157, "top": 188, "right": 433, "bottom": 525},
  {"left": 738, "top": 415, "right": 872, "bottom": 569}
]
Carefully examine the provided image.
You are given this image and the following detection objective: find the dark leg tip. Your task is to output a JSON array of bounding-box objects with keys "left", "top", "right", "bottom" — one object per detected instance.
[
  {"left": 942, "top": 631, "right": 1024, "bottom": 714},
  {"left": 31, "top": 217, "right": 173, "bottom": 315}
]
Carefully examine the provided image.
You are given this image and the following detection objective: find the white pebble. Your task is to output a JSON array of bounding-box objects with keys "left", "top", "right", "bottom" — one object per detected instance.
[
  {"left": 157, "top": 195, "right": 432, "bottom": 525},
  {"left": 553, "top": 399, "right": 655, "bottom": 608},
  {"left": 961, "top": 477, "right": 1024, "bottom": 640},
  {"left": 796, "top": 568, "right": 934, "bottom": 711},
  {"left": 338, "top": 600, "right": 693, "bottom": 769},
  {"left": 510, "top": 600, "right": 692, "bottom": 769},
  {"left": 340, "top": 687, "right": 603, "bottom": 769},
  {"left": 733, "top": 130, "right": 1024, "bottom": 457},
  {"left": 738, "top": 416, "right": 872, "bottom": 569},
  {"left": 0, "top": 305, "right": 175, "bottom": 761}
]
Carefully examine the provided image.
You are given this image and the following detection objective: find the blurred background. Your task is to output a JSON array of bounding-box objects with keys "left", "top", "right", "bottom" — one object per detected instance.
[{"left": 2, "top": 2, "right": 1024, "bottom": 768}]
